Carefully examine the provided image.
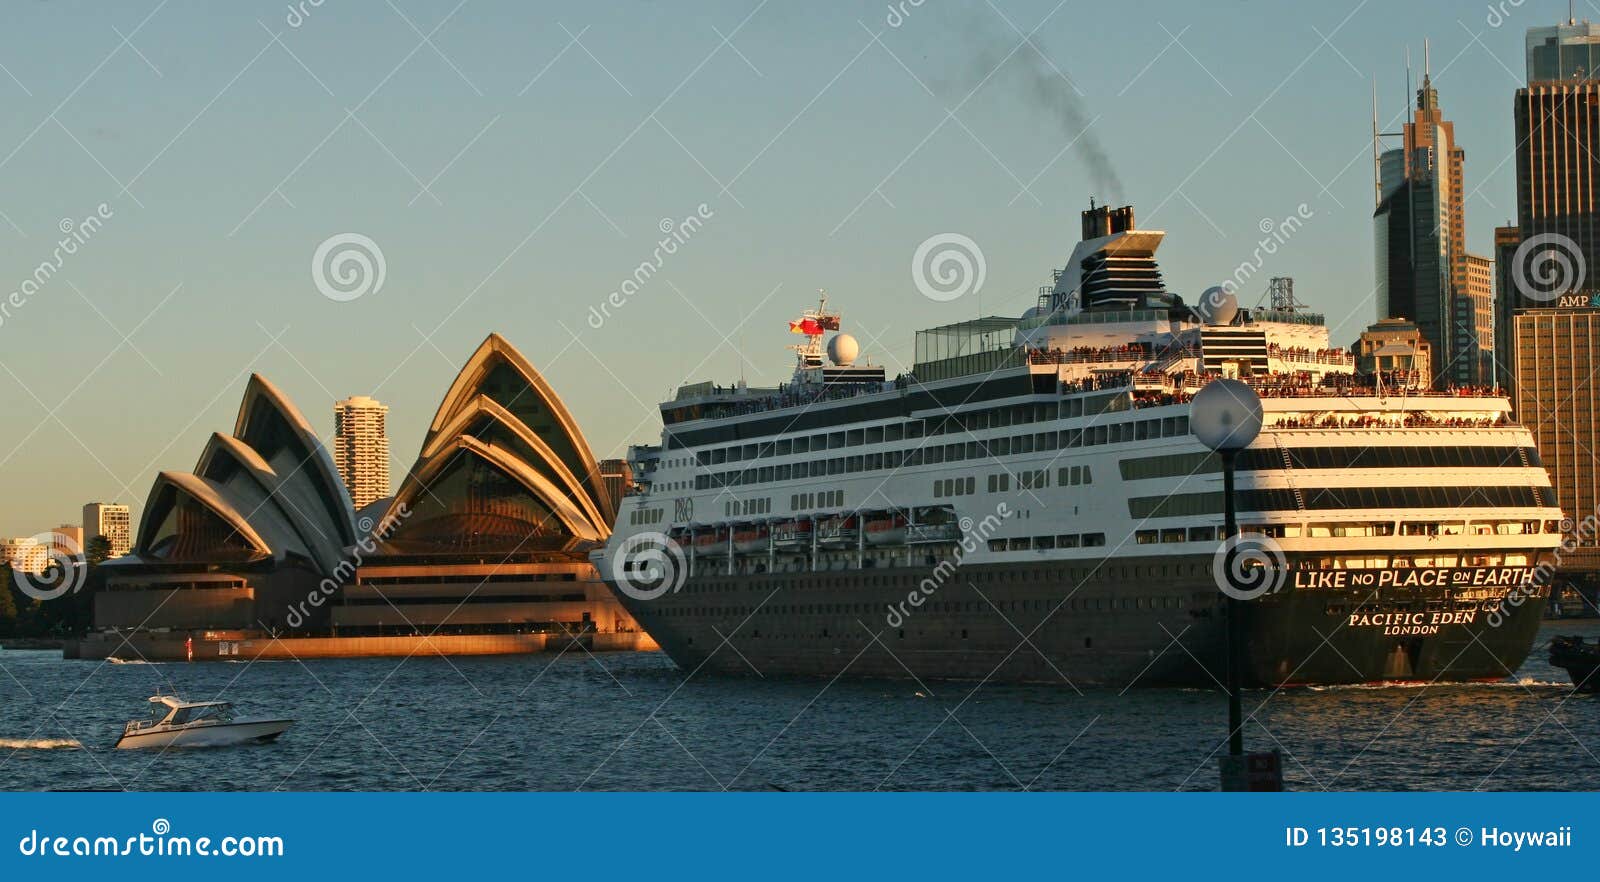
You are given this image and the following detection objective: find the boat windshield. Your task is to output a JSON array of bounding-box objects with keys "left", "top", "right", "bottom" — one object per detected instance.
[{"left": 168, "top": 704, "right": 234, "bottom": 726}]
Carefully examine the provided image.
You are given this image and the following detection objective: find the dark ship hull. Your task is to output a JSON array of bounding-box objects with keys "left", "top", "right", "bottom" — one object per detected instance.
[{"left": 609, "top": 553, "right": 1548, "bottom": 688}]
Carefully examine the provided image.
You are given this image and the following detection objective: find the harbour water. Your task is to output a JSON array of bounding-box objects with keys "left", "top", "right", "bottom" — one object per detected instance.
[{"left": 2, "top": 621, "right": 1596, "bottom": 792}]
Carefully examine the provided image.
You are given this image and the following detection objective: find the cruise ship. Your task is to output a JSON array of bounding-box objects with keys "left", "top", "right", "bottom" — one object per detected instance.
[{"left": 594, "top": 204, "right": 1563, "bottom": 688}]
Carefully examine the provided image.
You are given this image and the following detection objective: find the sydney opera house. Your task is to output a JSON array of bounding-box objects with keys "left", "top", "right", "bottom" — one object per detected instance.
[{"left": 73, "top": 334, "right": 651, "bottom": 661}]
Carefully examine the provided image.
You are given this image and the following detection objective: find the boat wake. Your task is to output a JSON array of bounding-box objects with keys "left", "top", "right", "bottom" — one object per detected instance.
[
  {"left": 107, "top": 657, "right": 161, "bottom": 665},
  {"left": 0, "top": 737, "right": 82, "bottom": 750},
  {"left": 1306, "top": 677, "right": 1566, "bottom": 692}
]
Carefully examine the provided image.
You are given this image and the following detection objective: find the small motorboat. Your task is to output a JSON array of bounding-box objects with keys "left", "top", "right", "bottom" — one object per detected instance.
[
  {"left": 1549, "top": 636, "right": 1600, "bottom": 693},
  {"left": 114, "top": 690, "right": 293, "bottom": 749}
]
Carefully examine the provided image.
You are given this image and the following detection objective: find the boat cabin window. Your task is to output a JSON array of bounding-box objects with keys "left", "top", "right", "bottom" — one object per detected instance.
[{"left": 168, "top": 704, "right": 233, "bottom": 726}]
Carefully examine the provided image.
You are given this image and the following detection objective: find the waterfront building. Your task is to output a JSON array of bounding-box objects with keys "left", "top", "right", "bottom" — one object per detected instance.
[
  {"left": 90, "top": 374, "right": 356, "bottom": 635},
  {"left": 1, "top": 537, "right": 48, "bottom": 574},
  {"left": 351, "top": 334, "right": 647, "bottom": 643},
  {"left": 1513, "top": 309, "right": 1600, "bottom": 584},
  {"left": 51, "top": 525, "right": 84, "bottom": 553},
  {"left": 1351, "top": 317, "right": 1431, "bottom": 387},
  {"left": 333, "top": 395, "right": 391, "bottom": 510},
  {"left": 1502, "top": 19, "right": 1600, "bottom": 606},
  {"left": 81, "top": 502, "right": 131, "bottom": 559}
]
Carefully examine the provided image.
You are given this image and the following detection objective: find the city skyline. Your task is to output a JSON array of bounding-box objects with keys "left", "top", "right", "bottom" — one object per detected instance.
[{"left": 0, "top": 0, "right": 1575, "bottom": 537}]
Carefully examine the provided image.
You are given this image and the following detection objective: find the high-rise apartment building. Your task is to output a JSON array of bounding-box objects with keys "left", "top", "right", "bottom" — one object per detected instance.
[
  {"left": 82, "top": 502, "right": 131, "bottom": 559},
  {"left": 333, "top": 395, "right": 391, "bottom": 510}
]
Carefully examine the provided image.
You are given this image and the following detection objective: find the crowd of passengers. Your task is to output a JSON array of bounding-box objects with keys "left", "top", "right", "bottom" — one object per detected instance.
[
  {"left": 1270, "top": 412, "right": 1505, "bottom": 429},
  {"left": 1267, "top": 344, "right": 1352, "bottom": 363}
]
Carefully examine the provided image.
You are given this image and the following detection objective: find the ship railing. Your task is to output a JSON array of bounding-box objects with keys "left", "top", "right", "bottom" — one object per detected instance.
[{"left": 906, "top": 523, "right": 959, "bottom": 543}]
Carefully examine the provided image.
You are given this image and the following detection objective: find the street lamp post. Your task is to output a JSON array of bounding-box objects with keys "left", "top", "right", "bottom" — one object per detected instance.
[{"left": 1190, "top": 378, "right": 1264, "bottom": 768}]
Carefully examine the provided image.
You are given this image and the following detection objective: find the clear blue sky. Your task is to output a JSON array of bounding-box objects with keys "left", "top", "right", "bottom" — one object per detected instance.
[{"left": 0, "top": 0, "right": 1564, "bottom": 537}]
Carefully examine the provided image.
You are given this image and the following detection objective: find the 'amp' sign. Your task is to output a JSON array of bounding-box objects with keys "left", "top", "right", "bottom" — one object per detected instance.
[{"left": 1555, "top": 292, "right": 1600, "bottom": 309}]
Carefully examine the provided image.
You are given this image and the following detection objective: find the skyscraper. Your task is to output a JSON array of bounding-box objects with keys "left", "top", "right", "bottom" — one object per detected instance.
[
  {"left": 1505, "top": 19, "right": 1600, "bottom": 601},
  {"left": 1494, "top": 224, "right": 1522, "bottom": 392},
  {"left": 333, "top": 395, "right": 391, "bottom": 510},
  {"left": 82, "top": 502, "right": 131, "bottom": 559},
  {"left": 1373, "top": 52, "right": 1494, "bottom": 386}
]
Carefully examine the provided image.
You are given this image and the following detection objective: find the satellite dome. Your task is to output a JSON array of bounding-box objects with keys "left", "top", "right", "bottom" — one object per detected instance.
[
  {"left": 827, "top": 333, "right": 859, "bottom": 366},
  {"left": 1195, "top": 286, "right": 1239, "bottom": 325}
]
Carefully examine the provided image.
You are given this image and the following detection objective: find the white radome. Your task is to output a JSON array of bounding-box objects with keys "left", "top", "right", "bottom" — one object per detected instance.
[{"left": 827, "top": 333, "right": 859, "bottom": 366}]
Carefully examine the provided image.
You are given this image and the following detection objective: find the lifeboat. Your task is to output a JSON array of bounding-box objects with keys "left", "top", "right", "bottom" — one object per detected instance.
[
  {"left": 772, "top": 519, "right": 813, "bottom": 548},
  {"left": 864, "top": 512, "right": 910, "bottom": 546},
  {"left": 693, "top": 530, "right": 729, "bottom": 557},
  {"left": 733, "top": 524, "right": 769, "bottom": 554}
]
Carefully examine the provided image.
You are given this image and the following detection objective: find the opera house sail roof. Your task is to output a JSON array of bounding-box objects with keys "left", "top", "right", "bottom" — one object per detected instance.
[
  {"left": 123, "top": 374, "right": 357, "bottom": 577},
  {"left": 379, "top": 333, "right": 614, "bottom": 555}
]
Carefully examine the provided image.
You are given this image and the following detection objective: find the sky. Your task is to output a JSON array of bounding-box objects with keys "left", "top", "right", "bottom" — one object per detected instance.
[{"left": 0, "top": 0, "right": 1568, "bottom": 537}]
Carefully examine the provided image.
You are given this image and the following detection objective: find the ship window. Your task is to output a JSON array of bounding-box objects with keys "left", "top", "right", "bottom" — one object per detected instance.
[
  {"left": 1082, "top": 533, "right": 1105, "bottom": 546},
  {"left": 988, "top": 539, "right": 1005, "bottom": 551},
  {"left": 827, "top": 432, "right": 845, "bottom": 449},
  {"left": 1161, "top": 529, "right": 1185, "bottom": 544},
  {"left": 1187, "top": 526, "right": 1215, "bottom": 541},
  {"left": 1035, "top": 535, "right": 1056, "bottom": 549},
  {"left": 1058, "top": 534, "right": 1079, "bottom": 548}
]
